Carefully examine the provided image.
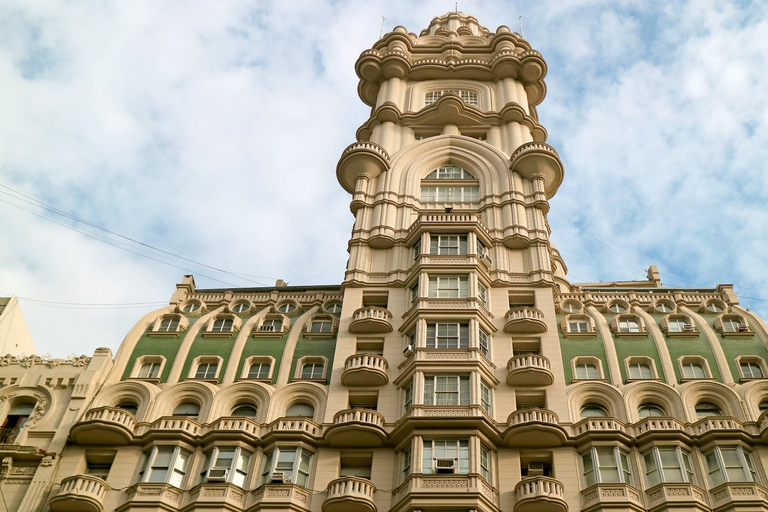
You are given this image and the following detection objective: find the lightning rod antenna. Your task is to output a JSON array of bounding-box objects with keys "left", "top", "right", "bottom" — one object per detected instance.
[
  {"left": 380, "top": 17, "right": 386, "bottom": 38},
  {"left": 519, "top": 15, "right": 524, "bottom": 38}
]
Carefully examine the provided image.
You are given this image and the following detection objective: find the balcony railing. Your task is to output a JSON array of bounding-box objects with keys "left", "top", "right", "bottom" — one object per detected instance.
[
  {"left": 0, "top": 427, "right": 20, "bottom": 444},
  {"left": 326, "top": 409, "right": 387, "bottom": 447},
  {"left": 505, "top": 409, "right": 566, "bottom": 447},
  {"left": 324, "top": 476, "right": 376, "bottom": 512},
  {"left": 50, "top": 475, "right": 108, "bottom": 512},
  {"left": 71, "top": 406, "right": 137, "bottom": 445},
  {"left": 349, "top": 307, "right": 393, "bottom": 334},
  {"left": 514, "top": 477, "right": 567, "bottom": 512},
  {"left": 504, "top": 307, "right": 547, "bottom": 333},
  {"left": 342, "top": 354, "right": 388, "bottom": 386},
  {"left": 507, "top": 354, "right": 554, "bottom": 386}
]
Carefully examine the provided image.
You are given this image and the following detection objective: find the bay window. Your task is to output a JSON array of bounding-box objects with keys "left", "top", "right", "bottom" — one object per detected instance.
[
  {"left": 705, "top": 446, "right": 758, "bottom": 486},
  {"left": 422, "top": 439, "right": 469, "bottom": 474},
  {"left": 137, "top": 446, "right": 190, "bottom": 487},
  {"left": 428, "top": 275, "right": 469, "bottom": 299},
  {"left": 426, "top": 323, "right": 469, "bottom": 349},
  {"left": 200, "top": 447, "right": 252, "bottom": 487},
  {"left": 643, "top": 446, "right": 694, "bottom": 486},
  {"left": 581, "top": 447, "right": 632, "bottom": 486},
  {"left": 430, "top": 234, "right": 468, "bottom": 255},
  {"left": 260, "top": 447, "right": 312, "bottom": 487}
]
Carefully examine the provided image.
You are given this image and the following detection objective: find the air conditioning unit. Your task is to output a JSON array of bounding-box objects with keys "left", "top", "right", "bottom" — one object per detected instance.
[
  {"left": 434, "top": 458, "right": 456, "bottom": 474},
  {"left": 527, "top": 462, "right": 545, "bottom": 477},
  {"left": 403, "top": 344, "right": 415, "bottom": 356},
  {"left": 269, "top": 472, "right": 289, "bottom": 484},
  {"left": 481, "top": 254, "right": 493, "bottom": 265},
  {"left": 738, "top": 324, "right": 749, "bottom": 332},
  {"left": 682, "top": 324, "right": 694, "bottom": 331},
  {"left": 205, "top": 468, "right": 229, "bottom": 482}
]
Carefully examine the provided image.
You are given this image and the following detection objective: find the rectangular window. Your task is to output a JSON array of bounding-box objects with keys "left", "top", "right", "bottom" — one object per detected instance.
[
  {"left": 629, "top": 363, "right": 653, "bottom": 379},
  {"left": 426, "top": 323, "right": 469, "bottom": 349},
  {"left": 309, "top": 320, "right": 333, "bottom": 333},
  {"left": 402, "top": 446, "right": 412, "bottom": 481},
  {"left": 569, "top": 321, "right": 589, "bottom": 333},
  {"left": 643, "top": 447, "right": 694, "bottom": 486},
  {"left": 247, "top": 362, "right": 271, "bottom": 379},
  {"left": 667, "top": 319, "right": 687, "bottom": 333},
  {"left": 138, "top": 362, "right": 161, "bottom": 379},
  {"left": 429, "top": 234, "right": 468, "bottom": 255},
  {"left": 477, "top": 240, "right": 488, "bottom": 258},
  {"left": 195, "top": 362, "right": 218, "bottom": 379},
  {"left": 575, "top": 363, "right": 599, "bottom": 379},
  {"left": 158, "top": 317, "right": 179, "bottom": 332},
  {"left": 212, "top": 318, "right": 233, "bottom": 332},
  {"left": 741, "top": 362, "right": 764, "bottom": 379},
  {"left": 301, "top": 363, "right": 324, "bottom": 380},
  {"left": 618, "top": 318, "right": 641, "bottom": 333},
  {"left": 480, "top": 445, "right": 491, "bottom": 481},
  {"left": 423, "top": 375, "right": 470, "bottom": 406},
  {"left": 138, "top": 447, "right": 190, "bottom": 487},
  {"left": 410, "top": 283, "right": 419, "bottom": 304},
  {"left": 682, "top": 362, "right": 706, "bottom": 379},
  {"left": 479, "top": 329, "right": 490, "bottom": 357},
  {"left": 404, "top": 382, "right": 413, "bottom": 412},
  {"left": 260, "top": 318, "right": 283, "bottom": 332},
  {"left": 478, "top": 283, "right": 488, "bottom": 308},
  {"left": 420, "top": 186, "right": 479, "bottom": 203},
  {"left": 428, "top": 276, "right": 469, "bottom": 299},
  {"left": 480, "top": 380, "right": 492, "bottom": 414},
  {"left": 422, "top": 439, "right": 469, "bottom": 474},
  {"left": 260, "top": 447, "right": 313, "bottom": 487},
  {"left": 413, "top": 240, "right": 421, "bottom": 260}
]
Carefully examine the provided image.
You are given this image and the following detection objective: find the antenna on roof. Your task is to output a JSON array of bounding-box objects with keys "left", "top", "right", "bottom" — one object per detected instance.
[
  {"left": 519, "top": 15, "right": 524, "bottom": 37},
  {"left": 455, "top": 2, "right": 458, "bottom": 12},
  {"left": 380, "top": 17, "right": 386, "bottom": 38}
]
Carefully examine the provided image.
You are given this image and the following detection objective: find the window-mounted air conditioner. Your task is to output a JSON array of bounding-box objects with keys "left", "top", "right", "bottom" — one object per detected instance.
[
  {"left": 403, "top": 344, "right": 415, "bottom": 356},
  {"left": 527, "top": 462, "right": 545, "bottom": 477},
  {"left": 259, "top": 325, "right": 276, "bottom": 332},
  {"left": 682, "top": 324, "right": 694, "bottom": 331},
  {"left": 481, "top": 253, "right": 493, "bottom": 265},
  {"left": 269, "top": 472, "right": 289, "bottom": 483},
  {"left": 738, "top": 324, "right": 749, "bottom": 332},
  {"left": 205, "top": 468, "right": 229, "bottom": 482},
  {"left": 434, "top": 458, "right": 456, "bottom": 474}
]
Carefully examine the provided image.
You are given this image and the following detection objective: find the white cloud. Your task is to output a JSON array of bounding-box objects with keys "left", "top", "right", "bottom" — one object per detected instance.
[{"left": 1, "top": 1, "right": 767, "bottom": 356}]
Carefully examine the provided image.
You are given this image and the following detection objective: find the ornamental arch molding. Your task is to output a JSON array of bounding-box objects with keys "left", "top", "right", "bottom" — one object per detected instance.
[
  {"left": 623, "top": 381, "right": 685, "bottom": 422},
  {"left": 738, "top": 380, "right": 768, "bottom": 420},
  {"left": 0, "top": 386, "right": 53, "bottom": 429},
  {"left": 90, "top": 381, "right": 157, "bottom": 422},
  {"left": 209, "top": 381, "right": 272, "bottom": 423},
  {"left": 152, "top": 381, "right": 216, "bottom": 423},
  {"left": 679, "top": 380, "right": 743, "bottom": 421},
  {"left": 390, "top": 136, "right": 511, "bottom": 199},
  {"left": 566, "top": 381, "right": 627, "bottom": 422},
  {"left": 267, "top": 382, "right": 328, "bottom": 423}
]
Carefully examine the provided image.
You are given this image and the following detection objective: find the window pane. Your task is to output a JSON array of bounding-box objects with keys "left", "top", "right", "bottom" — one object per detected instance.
[
  {"left": 597, "top": 448, "right": 620, "bottom": 483},
  {"left": 659, "top": 448, "right": 684, "bottom": 482}
]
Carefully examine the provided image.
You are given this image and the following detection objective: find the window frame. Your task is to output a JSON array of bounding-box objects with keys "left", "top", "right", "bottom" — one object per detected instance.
[
  {"left": 421, "top": 439, "right": 470, "bottom": 475},
  {"left": 581, "top": 446, "right": 633, "bottom": 487},
  {"left": 188, "top": 356, "right": 223, "bottom": 382},
  {"left": 137, "top": 446, "right": 191, "bottom": 487},
  {"left": 739, "top": 357, "right": 767, "bottom": 381},
  {"left": 200, "top": 446, "right": 253, "bottom": 487},
  {"left": 427, "top": 275, "right": 469, "bottom": 299},
  {"left": 423, "top": 375, "right": 470, "bottom": 406},
  {"left": 679, "top": 356, "right": 711, "bottom": 381},
  {"left": 295, "top": 356, "right": 328, "bottom": 381},
  {"left": 572, "top": 357, "right": 603, "bottom": 381},
  {"left": 241, "top": 356, "right": 275, "bottom": 381},
  {"left": 259, "top": 447, "right": 313, "bottom": 487},
  {"left": 643, "top": 446, "right": 695, "bottom": 486},
  {"left": 130, "top": 356, "right": 167, "bottom": 382},
  {"left": 426, "top": 322, "right": 470, "bottom": 349},
  {"left": 705, "top": 445, "right": 758, "bottom": 486},
  {"left": 429, "top": 234, "right": 468, "bottom": 256}
]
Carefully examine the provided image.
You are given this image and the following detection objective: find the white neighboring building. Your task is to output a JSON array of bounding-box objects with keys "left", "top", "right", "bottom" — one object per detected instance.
[{"left": 0, "top": 296, "right": 37, "bottom": 356}]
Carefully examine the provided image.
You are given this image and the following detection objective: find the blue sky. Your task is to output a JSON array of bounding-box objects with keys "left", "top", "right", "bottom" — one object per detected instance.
[{"left": 0, "top": 0, "right": 767, "bottom": 356}]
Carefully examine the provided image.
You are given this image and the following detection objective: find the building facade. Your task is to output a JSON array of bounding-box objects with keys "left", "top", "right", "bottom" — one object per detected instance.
[{"left": 6, "top": 11, "right": 768, "bottom": 512}]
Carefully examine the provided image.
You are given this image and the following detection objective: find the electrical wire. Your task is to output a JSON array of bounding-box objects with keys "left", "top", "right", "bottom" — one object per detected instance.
[{"left": 0, "top": 183, "right": 275, "bottom": 286}]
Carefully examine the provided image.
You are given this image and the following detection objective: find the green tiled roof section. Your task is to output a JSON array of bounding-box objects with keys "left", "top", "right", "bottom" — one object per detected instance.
[
  {"left": 647, "top": 313, "right": 720, "bottom": 383},
  {"left": 719, "top": 336, "right": 768, "bottom": 382},
  {"left": 120, "top": 314, "right": 205, "bottom": 382},
  {"left": 558, "top": 315, "right": 610, "bottom": 385},
  {"left": 289, "top": 333, "right": 338, "bottom": 384},
  {"left": 180, "top": 333, "right": 237, "bottom": 381},
  {"left": 613, "top": 335, "right": 665, "bottom": 382},
  {"left": 236, "top": 336, "right": 289, "bottom": 384}
]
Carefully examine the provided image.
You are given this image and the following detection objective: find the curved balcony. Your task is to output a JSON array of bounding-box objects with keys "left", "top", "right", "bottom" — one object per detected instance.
[
  {"left": 709, "top": 482, "right": 768, "bottom": 510},
  {"left": 250, "top": 483, "right": 312, "bottom": 512},
  {"left": 631, "top": 417, "right": 686, "bottom": 439},
  {"left": 337, "top": 142, "right": 390, "bottom": 194},
  {"left": 50, "top": 475, "right": 107, "bottom": 512},
  {"left": 325, "top": 409, "right": 387, "bottom": 447},
  {"left": 70, "top": 406, "right": 136, "bottom": 445},
  {"left": 506, "top": 355, "right": 554, "bottom": 386},
  {"left": 570, "top": 417, "right": 628, "bottom": 442},
  {"left": 509, "top": 142, "right": 564, "bottom": 199},
  {"left": 263, "top": 417, "right": 322, "bottom": 444},
  {"left": 515, "top": 477, "right": 567, "bottom": 512},
  {"left": 504, "top": 307, "right": 547, "bottom": 334},
  {"left": 645, "top": 483, "right": 707, "bottom": 510},
  {"left": 134, "top": 416, "right": 201, "bottom": 442},
  {"left": 342, "top": 354, "right": 389, "bottom": 386},
  {"left": 348, "top": 307, "right": 393, "bottom": 334},
  {"left": 323, "top": 476, "right": 376, "bottom": 512},
  {"left": 504, "top": 409, "right": 566, "bottom": 447}
]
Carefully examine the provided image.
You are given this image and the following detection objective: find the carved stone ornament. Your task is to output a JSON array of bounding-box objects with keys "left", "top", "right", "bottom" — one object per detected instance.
[{"left": 25, "top": 393, "right": 49, "bottom": 427}]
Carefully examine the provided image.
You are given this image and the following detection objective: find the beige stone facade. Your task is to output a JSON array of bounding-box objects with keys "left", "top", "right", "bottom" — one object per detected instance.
[
  {"left": 3, "top": 10, "right": 768, "bottom": 512},
  {"left": 0, "top": 296, "right": 37, "bottom": 357}
]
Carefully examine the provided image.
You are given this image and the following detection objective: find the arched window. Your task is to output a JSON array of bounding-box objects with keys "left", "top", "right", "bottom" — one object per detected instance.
[
  {"left": 286, "top": 403, "right": 314, "bottom": 418},
  {"left": 425, "top": 165, "right": 476, "bottom": 180},
  {"left": 608, "top": 302, "right": 628, "bottom": 313},
  {"left": 421, "top": 166, "right": 479, "bottom": 204},
  {"left": 638, "top": 403, "right": 665, "bottom": 417},
  {"left": 231, "top": 405, "right": 258, "bottom": 419},
  {"left": 231, "top": 302, "right": 250, "bottom": 313},
  {"left": 116, "top": 402, "right": 139, "bottom": 416},
  {"left": 580, "top": 404, "right": 608, "bottom": 418},
  {"left": 276, "top": 302, "right": 297, "bottom": 314},
  {"left": 695, "top": 402, "right": 722, "bottom": 418},
  {"left": 173, "top": 403, "right": 200, "bottom": 420},
  {"left": 424, "top": 90, "right": 478, "bottom": 106}
]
